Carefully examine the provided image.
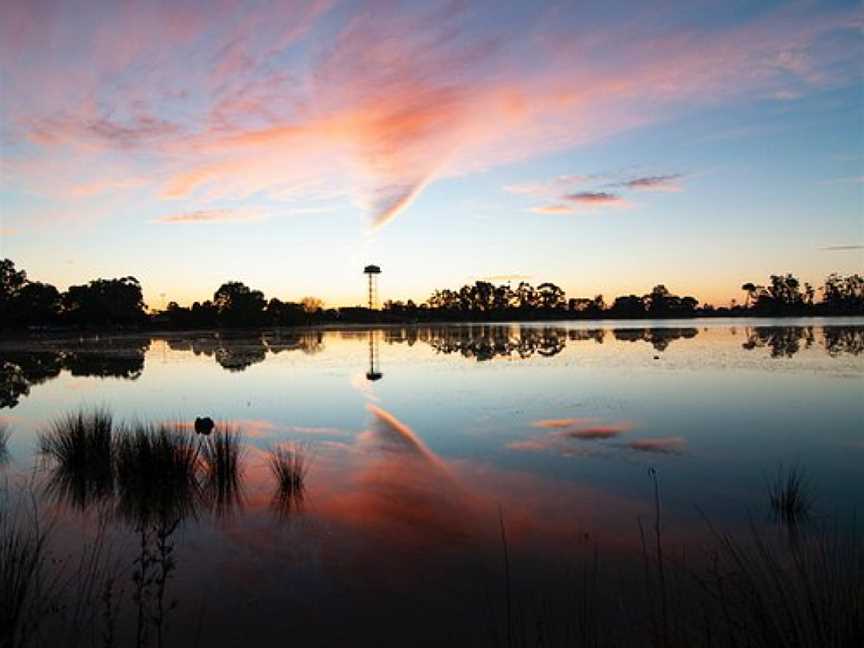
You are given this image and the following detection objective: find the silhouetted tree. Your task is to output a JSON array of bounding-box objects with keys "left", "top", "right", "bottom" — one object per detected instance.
[
  {"left": 1, "top": 259, "right": 63, "bottom": 328},
  {"left": 62, "top": 277, "right": 146, "bottom": 328},
  {"left": 301, "top": 296, "right": 323, "bottom": 314},
  {"left": 822, "top": 273, "right": 864, "bottom": 314},
  {"left": 741, "top": 282, "right": 757, "bottom": 309},
  {"left": 610, "top": 295, "right": 645, "bottom": 317},
  {"left": 536, "top": 282, "right": 565, "bottom": 311},
  {"left": 266, "top": 298, "right": 306, "bottom": 326},
  {"left": 0, "top": 259, "right": 28, "bottom": 322},
  {"left": 10, "top": 281, "right": 60, "bottom": 327},
  {"left": 213, "top": 282, "right": 266, "bottom": 327}
]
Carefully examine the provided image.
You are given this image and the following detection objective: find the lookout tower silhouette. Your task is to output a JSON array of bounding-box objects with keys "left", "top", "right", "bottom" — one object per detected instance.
[{"left": 364, "top": 264, "right": 381, "bottom": 310}]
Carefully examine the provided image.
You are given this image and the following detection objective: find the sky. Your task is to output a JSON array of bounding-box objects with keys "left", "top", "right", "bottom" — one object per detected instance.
[{"left": 1, "top": 0, "right": 862, "bottom": 309}]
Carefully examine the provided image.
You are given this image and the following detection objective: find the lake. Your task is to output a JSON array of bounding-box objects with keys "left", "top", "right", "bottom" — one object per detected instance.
[{"left": 1, "top": 319, "right": 862, "bottom": 646}]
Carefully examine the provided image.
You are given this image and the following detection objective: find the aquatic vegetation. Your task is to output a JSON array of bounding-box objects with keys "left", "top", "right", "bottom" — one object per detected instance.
[
  {"left": 200, "top": 425, "right": 245, "bottom": 517},
  {"left": 0, "top": 495, "right": 50, "bottom": 647},
  {"left": 0, "top": 422, "right": 9, "bottom": 464},
  {"left": 695, "top": 521, "right": 864, "bottom": 648},
  {"left": 38, "top": 410, "right": 115, "bottom": 509},
  {"left": 267, "top": 442, "right": 310, "bottom": 516},
  {"left": 769, "top": 464, "right": 813, "bottom": 529},
  {"left": 1, "top": 486, "right": 121, "bottom": 648},
  {"left": 114, "top": 422, "right": 201, "bottom": 526},
  {"left": 489, "top": 468, "right": 864, "bottom": 648},
  {"left": 114, "top": 423, "right": 201, "bottom": 648}
]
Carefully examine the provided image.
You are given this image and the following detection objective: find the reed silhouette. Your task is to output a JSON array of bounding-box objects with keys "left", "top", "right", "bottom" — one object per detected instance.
[
  {"left": 0, "top": 492, "right": 52, "bottom": 647},
  {"left": 769, "top": 464, "right": 813, "bottom": 542},
  {"left": 39, "top": 410, "right": 115, "bottom": 510},
  {"left": 488, "top": 469, "right": 863, "bottom": 648},
  {"left": 0, "top": 422, "right": 9, "bottom": 465},
  {"left": 267, "top": 442, "right": 310, "bottom": 517},
  {"left": 200, "top": 426, "right": 245, "bottom": 518},
  {"left": 114, "top": 423, "right": 201, "bottom": 526}
]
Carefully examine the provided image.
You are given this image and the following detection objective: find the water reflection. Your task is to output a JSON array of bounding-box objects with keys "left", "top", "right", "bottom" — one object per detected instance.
[
  {"left": 165, "top": 334, "right": 267, "bottom": 372},
  {"left": 366, "top": 330, "right": 383, "bottom": 381},
  {"left": 612, "top": 327, "right": 698, "bottom": 351},
  {"left": 2, "top": 325, "right": 862, "bottom": 409},
  {"left": 823, "top": 326, "right": 864, "bottom": 356},
  {"left": 423, "top": 325, "right": 568, "bottom": 360},
  {"left": 39, "top": 416, "right": 249, "bottom": 523},
  {"left": 163, "top": 331, "right": 325, "bottom": 372},
  {"left": 0, "top": 338, "right": 148, "bottom": 408},
  {"left": 325, "top": 404, "right": 475, "bottom": 551},
  {"left": 742, "top": 326, "right": 816, "bottom": 357}
]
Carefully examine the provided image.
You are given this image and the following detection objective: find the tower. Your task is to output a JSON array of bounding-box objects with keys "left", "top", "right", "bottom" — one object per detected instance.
[{"left": 363, "top": 264, "right": 381, "bottom": 310}]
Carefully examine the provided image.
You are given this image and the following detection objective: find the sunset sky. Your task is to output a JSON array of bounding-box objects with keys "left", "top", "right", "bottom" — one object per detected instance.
[{"left": 1, "top": 0, "right": 862, "bottom": 309}]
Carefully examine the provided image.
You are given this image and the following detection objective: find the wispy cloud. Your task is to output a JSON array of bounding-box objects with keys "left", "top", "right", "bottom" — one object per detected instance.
[
  {"left": 565, "top": 191, "right": 625, "bottom": 204},
  {"left": 503, "top": 174, "right": 589, "bottom": 195},
  {"left": 821, "top": 245, "right": 864, "bottom": 251},
  {"left": 3, "top": 1, "right": 861, "bottom": 227},
  {"left": 618, "top": 174, "right": 682, "bottom": 191},
  {"left": 532, "top": 191, "right": 628, "bottom": 214},
  {"left": 530, "top": 204, "right": 576, "bottom": 215},
  {"left": 155, "top": 209, "right": 264, "bottom": 224}
]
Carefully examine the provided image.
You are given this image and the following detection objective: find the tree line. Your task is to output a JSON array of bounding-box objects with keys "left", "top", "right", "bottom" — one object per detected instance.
[{"left": 1, "top": 258, "right": 862, "bottom": 332}]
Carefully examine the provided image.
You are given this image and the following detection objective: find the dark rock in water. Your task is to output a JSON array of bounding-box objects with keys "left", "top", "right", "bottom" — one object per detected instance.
[{"left": 194, "top": 416, "right": 215, "bottom": 435}]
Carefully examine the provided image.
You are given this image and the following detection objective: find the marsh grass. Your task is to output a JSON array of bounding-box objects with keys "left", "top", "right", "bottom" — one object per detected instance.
[
  {"left": 200, "top": 425, "right": 245, "bottom": 517},
  {"left": 1, "top": 486, "right": 123, "bottom": 648},
  {"left": 267, "top": 442, "right": 310, "bottom": 516},
  {"left": 490, "top": 468, "right": 863, "bottom": 648},
  {"left": 768, "top": 464, "right": 813, "bottom": 530},
  {"left": 694, "top": 518, "right": 864, "bottom": 648},
  {"left": 0, "top": 493, "right": 52, "bottom": 647},
  {"left": 38, "top": 410, "right": 115, "bottom": 509},
  {"left": 114, "top": 423, "right": 202, "bottom": 648},
  {"left": 114, "top": 422, "right": 201, "bottom": 526},
  {"left": 0, "top": 422, "right": 10, "bottom": 465}
]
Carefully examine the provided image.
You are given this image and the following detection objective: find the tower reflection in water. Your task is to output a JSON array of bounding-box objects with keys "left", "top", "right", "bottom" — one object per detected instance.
[{"left": 366, "top": 330, "right": 382, "bottom": 381}]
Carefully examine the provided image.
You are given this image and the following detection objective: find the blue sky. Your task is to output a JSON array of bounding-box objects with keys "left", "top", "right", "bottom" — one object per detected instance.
[{"left": 1, "top": 0, "right": 862, "bottom": 308}]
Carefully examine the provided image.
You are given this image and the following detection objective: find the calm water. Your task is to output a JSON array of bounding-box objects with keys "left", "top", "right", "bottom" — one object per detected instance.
[{"left": 1, "top": 319, "right": 863, "bottom": 645}]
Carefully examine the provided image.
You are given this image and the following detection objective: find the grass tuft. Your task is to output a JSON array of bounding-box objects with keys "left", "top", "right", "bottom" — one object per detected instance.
[
  {"left": 0, "top": 422, "right": 10, "bottom": 464},
  {"left": 769, "top": 464, "right": 813, "bottom": 530},
  {"left": 114, "top": 422, "right": 201, "bottom": 525},
  {"left": 0, "top": 488, "right": 54, "bottom": 647},
  {"left": 39, "top": 409, "right": 114, "bottom": 509},
  {"left": 267, "top": 442, "right": 310, "bottom": 516},
  {"left": 200, "top": 425, "right": 245, "bottom": 517}
]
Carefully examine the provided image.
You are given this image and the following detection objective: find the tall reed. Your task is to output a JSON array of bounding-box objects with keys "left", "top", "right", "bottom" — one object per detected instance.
[
  {"left": 200, "top": 425, "right": 245, "bottom": 517},
  {"left": 267, "top": 442, "right": 310, "bottom": 516},
  {"left": 38, "top": 410, "right": 115, "bottom": 509}
]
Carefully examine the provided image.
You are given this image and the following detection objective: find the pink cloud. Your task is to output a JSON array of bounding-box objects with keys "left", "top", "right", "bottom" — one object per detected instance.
[
  {"left": 530, "top": 204, "right": 575, "bottom": 215},
  {"left": 2, "top": 1, "right": 860, "bottom": 227},
  {"left": 532, "top": 191, "right": 629, "bottom": 214},
  {"left": 156, "top": 209, "right": 264, "bottom": 224},
  {"left": 564, "top": 191, "right": 625, "bottom": 205}
]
